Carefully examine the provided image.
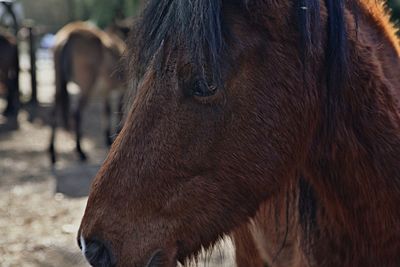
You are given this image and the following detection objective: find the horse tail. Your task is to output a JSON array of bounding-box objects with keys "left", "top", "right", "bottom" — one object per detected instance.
[{"left": 54, "top": 39, "right": 71, "bottom": 129}]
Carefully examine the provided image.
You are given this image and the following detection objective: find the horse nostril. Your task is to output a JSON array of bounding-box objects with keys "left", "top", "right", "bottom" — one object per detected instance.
[{"left": 83, "top": 238, "right": 116, "bottom": 267}]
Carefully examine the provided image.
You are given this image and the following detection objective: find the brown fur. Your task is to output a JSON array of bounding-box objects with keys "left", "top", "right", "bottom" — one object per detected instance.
[
  {"left": 49, "top": 22, "right": 126, "bottom": 163},
  {"left": 79, "top": 1, "right": 400, "bottom": 266}
]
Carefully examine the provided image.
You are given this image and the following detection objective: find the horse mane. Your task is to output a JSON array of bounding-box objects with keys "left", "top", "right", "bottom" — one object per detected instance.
[
  {"left": 297, "top": 1, "right": 400, "bottom": 262},
  {"left": 134, "top": 0, "right": 399, "bottom": 91},
  {"left": 134, "top": 0, "right": 224, "bottom": 86},
  {"left": 132, "top": 0, "right": 356, "bottom": 90},
  {"left": 360, "top": 0, "right": 400, "bottom": 53}
]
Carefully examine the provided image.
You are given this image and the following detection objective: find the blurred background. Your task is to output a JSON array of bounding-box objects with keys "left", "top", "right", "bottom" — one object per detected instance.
[
  {"left": 0, "top": 1, "right": 145, "bottom": 267},
  {"left": 0, "top": 0, "right": 399, "bottom": 266}
]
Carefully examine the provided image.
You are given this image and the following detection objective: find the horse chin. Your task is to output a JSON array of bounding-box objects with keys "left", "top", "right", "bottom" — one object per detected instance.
[
  {"left": 144, "top": 247, "right": 179, "bottom": 267},
  {"left": 143, "top": 241, "right": 206, "bottom": 266},
  {"left": 174, "top": 239, "right": 214, "bottom": 266}
]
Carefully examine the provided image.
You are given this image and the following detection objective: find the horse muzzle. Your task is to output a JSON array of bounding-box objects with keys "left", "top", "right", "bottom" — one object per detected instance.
[
  {"left": 79, "top": 234, "right": 178, "bottom": 267},
  {"left": 79, "top": 235, "right": 116, "bottom": 267}
]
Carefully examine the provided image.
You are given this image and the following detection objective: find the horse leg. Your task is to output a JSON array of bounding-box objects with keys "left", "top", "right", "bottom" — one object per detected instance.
[
  {"left": 49, "top": 82, "right": 68, "bottom": 164},
  {"left": 50, "top": 47, "right": 69, "bottom": 164},
  {"left": 3, "top": 46, "right": 20, "bottom": 118},
  {"left": 103, "top": 90, "right": 126, "bottom": 146},
  {"left": 3, "top": 75, "right": 19, "bottom": 118},
  {"left": 232, "top": 223, "right": 266, "bottom": 267},
  {"left": 49, "top": 104, "right": 58, "bottom": 164},
  {"left": 74, "top": 93, "right": 89, "bottom": 161}
]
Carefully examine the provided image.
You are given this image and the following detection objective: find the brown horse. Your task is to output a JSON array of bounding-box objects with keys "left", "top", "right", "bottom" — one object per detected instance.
[
  {"left": 0, "top": 28, "right": 19, "bottom": 118},
  {"left": 79, "top": 1, "right": 400, "bottom": 266},
  {"left": 49, "top": 22, "right": 126, "bottom": 164}
]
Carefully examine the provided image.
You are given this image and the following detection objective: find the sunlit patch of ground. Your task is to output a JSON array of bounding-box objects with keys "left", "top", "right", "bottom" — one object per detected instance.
[
  {"left": 0, "top": 108, "right": 102, "bottom": 267},
  {"left": 0, "top": 181, "right": 89, "bottom": 267}
]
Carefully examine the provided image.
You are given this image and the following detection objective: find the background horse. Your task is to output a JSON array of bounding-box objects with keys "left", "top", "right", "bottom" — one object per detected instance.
[
  {"left": 0, "top": 29, "right": 19, "bottom": 119},
  {"left": 79, "top": 0, "right": 400, "bottom": 267},
  {"left": 49, "top": 22, "right": 126, "bottom": 164}
]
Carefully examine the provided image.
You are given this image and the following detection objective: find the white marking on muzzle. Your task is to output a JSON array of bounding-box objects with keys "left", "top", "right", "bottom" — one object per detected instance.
[{"left": 80, "top": 234, "right": 87, "bottom": 256}]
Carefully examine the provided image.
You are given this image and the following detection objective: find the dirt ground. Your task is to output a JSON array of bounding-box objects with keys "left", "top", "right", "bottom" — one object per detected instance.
[{"left": 0, "top": 52, "right": 235, "bottom": 266}]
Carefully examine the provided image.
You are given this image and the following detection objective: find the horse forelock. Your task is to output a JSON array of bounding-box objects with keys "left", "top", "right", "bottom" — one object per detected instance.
[
  {"left": 133, "top": 0, "right": 224, "bottom": 86},
  {"left": 131, "top": 0, "right": 357, "bottom": 95}
]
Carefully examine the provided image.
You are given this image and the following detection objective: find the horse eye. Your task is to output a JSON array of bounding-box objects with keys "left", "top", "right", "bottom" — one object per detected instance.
[{"left": 192, "top": 80, "right": 217, "bottom": 97}]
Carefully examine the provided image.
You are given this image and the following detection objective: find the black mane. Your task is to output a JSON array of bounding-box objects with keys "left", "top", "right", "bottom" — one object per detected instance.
[
  {"left": 135, "top": 0, "right": 224, "bottom": 85},
  {"left": 296, "top": 0, "right": 348, "bottom": 137},
  {"left": 134, "top": 0, "right": 348, "bottom": 91}
]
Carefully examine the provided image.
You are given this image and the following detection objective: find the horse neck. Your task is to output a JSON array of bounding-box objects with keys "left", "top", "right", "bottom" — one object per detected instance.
[{"left": 304, "top": 11, "right": 400, "bottom": 264}]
